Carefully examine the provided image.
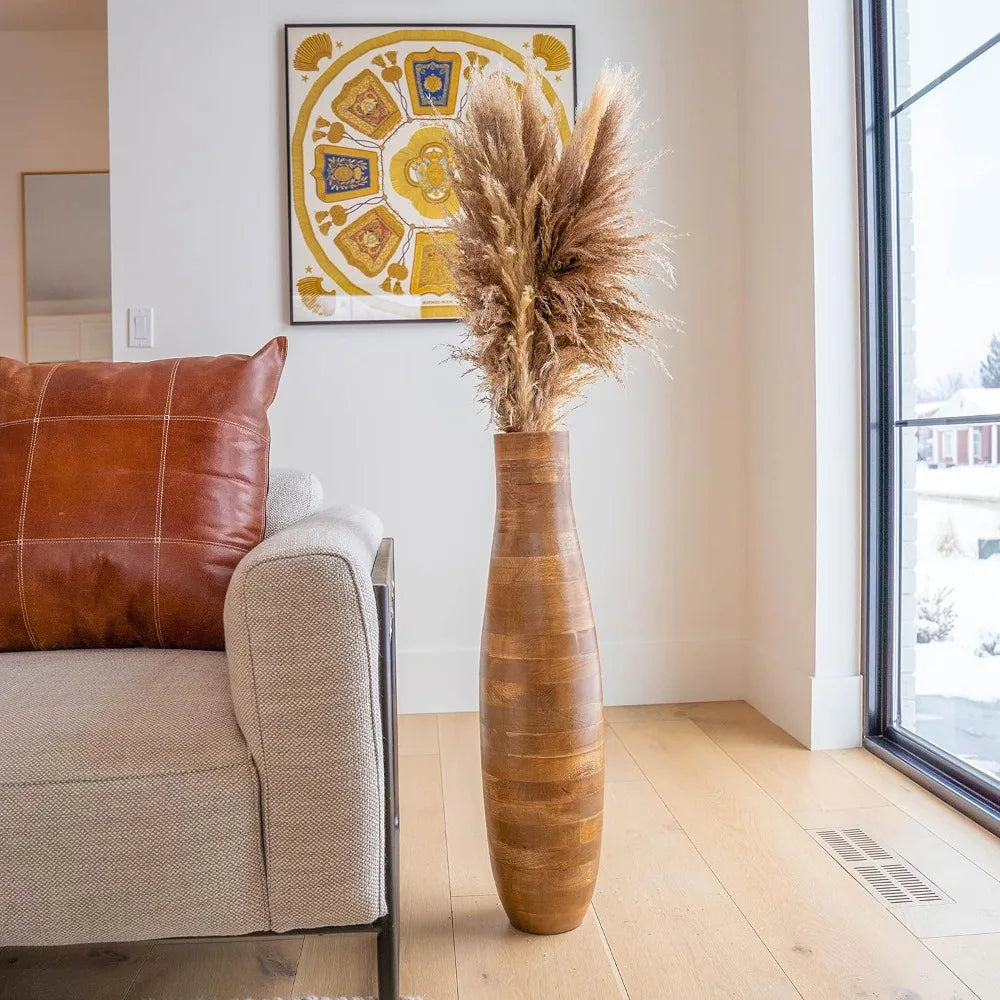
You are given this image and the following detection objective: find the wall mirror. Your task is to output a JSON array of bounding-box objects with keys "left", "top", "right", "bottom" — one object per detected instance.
[{"left": 22, "top": 171, "right": 112, "bottom": 363}]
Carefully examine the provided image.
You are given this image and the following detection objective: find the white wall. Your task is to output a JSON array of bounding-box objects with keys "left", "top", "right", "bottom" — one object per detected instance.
[
  {"left": 740, "top": 0, "right": 862, "bottom": 748},
  {"left": 107, "top": 0, "right": 747, "bottom": 713},
  {"left": 0, "top": 30, "right": 109, "bottom": 360},
  {"left": 806, "top": 0, "right": 863, "bottom": 749}
]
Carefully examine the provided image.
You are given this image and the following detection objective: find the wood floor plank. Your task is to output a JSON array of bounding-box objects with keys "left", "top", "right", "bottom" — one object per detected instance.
[
  {"left": 809, "top": 804, "right": 1000, "bottom": 939},
  {"left": 615, "top": 718, "right": 976, "bottom": 999},
  {"left": 830, "top": 747, "right": 1000, "bottom": 881},
  {"left": 0, "top": 942, "right": 149, "bottom": 1000},
  {"left": 124, "top": 938, "right": 301, "bottom": 1000},
  {"left": 438, "top": 712, "right": 494, "bottom": 897},
  {"left": 667, "top": 700, "right": 771, "bottom": 725},
  {"left": 605, "top": 701, "right": 753, "bottom": 728},
  {"left": 696, "top": 709, "right": 1000, "bottom": 937},
  {"left": 399, "top": 754, "right": 459, "bottom": 1000},
  {"left": 689, "top": 706, "right": 887, "bottom": 827},
  {"left": 927, "top": 933, "right": 1000, "bottom": 1000},
  {"left": 603, "top": 722, "right": 644, "bottom": 783},
  {"left": 593, "top": 780, "right": 800, "bottom": 998},
  {"left": 291, "top": 934, "right": 375, "bottom": 998},
  {"left": 452, "top": 897, "right": 626, "bottom": 1000},
  {"left": 399, "top": 712, "right": 440, "bottom": 757},
  {"left": 605, "top": 703, "right": 684, "bottom": 727}
]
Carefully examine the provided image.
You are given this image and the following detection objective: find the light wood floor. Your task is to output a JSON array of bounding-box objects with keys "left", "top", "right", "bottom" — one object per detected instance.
[{"left": 3, "top": 702, "right": 1000, "bottom": 999}]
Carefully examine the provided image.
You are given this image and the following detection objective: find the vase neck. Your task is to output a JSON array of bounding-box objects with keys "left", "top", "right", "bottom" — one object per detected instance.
[
  {"left": 493, "top": 432, "right": 573, "bottom": 521},
  {"left": 493, "top": 430, "right": 570, "bottom": 465}
]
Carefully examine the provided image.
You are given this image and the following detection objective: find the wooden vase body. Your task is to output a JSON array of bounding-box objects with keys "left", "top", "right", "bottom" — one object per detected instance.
[{"left": 480, "top": 430, "right": 605, "bottom": 935}]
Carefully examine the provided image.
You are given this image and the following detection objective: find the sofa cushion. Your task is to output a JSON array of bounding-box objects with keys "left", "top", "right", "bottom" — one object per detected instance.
[
  {"left": 0, "top": 338, "right": 286, "bottom": 652},
  {"left": 0, "top": 648, "right": 268, "bottom": 945}
]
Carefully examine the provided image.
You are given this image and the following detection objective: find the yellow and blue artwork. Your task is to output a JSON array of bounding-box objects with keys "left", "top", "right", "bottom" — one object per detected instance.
[{"left": 285, "top": 24, "right": 576, "bottom": 323}]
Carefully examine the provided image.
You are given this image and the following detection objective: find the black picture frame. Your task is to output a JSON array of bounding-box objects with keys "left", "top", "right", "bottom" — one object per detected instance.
[{"left": 283, "top": 23, "right": 578, "bottom": 326}]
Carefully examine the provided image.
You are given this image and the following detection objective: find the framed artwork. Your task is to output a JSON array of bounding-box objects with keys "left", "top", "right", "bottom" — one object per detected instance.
[{"left": 284, "top": 23, "right": 577, "bottom": 324}]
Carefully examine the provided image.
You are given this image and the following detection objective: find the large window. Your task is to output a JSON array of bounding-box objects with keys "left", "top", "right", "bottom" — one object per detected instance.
[{"left": 857, "top": 0, "right": 1000, "bottom": 830}]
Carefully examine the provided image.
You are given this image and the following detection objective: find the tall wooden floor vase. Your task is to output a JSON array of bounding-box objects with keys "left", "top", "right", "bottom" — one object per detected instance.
[{"left": 481, "top": 430, "right": 605, "bottom": 935}]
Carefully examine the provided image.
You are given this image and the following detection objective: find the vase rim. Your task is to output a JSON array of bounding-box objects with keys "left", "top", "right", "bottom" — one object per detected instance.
[{"left": 494, "top": 429, "right": 569, "bottom": 438}]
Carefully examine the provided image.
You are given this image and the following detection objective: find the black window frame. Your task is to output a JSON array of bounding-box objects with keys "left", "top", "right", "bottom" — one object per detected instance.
[{"left": 855, "top": 0, "right": 1000, "bottom": 834}]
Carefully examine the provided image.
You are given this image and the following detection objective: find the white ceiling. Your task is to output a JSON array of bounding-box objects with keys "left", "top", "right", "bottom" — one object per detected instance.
[{"left": 0, "top": 0, "right": 105, "bottom": 31}]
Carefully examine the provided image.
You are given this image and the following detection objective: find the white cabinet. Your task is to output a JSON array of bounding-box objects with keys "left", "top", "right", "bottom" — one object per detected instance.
[{"left": 27, "top": 313, "right": 112, "bottom": 363}]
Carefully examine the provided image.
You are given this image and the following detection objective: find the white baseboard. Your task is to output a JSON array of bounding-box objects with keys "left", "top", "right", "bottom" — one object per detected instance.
[
  {"left": 745, "top": 651, "right": 863, "bottom": 749},
  {"left": 745, "top": 654, "right": 813, "bottom": 747},
  {"left": 399, "top": 638, "right": 861, "bottom": 750},
  {"left": 397, "top": 636, "right": 745, "bottom": 715},
  {"left": 809, "top": 673, "right": 863, "bottom": 750}
]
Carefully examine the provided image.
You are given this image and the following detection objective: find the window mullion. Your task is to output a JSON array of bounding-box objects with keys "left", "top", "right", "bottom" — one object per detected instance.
[
  {"left": 889, "top": 30, "right": 1000, "bottom": 117},
  {"left": 896, "top": 414, "right": 1000, "bottom": 430}
]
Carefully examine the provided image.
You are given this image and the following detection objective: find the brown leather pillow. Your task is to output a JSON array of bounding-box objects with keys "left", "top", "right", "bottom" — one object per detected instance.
[{"left": 0, "top": 338, "right": 286, "bottom": 651}]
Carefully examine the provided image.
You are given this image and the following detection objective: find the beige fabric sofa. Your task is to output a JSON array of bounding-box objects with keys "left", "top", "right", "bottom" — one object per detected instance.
[{"left": 0, "top": 469, "right": 399, "bottom": 998}]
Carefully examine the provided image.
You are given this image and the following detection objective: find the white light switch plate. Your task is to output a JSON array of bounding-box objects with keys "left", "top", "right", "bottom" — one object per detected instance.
[{"left": 128, "top": 307, "right": 154, "bottom": 348}]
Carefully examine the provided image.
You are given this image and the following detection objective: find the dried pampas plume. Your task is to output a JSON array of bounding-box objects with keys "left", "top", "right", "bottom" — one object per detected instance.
[{"left": 446, "top": 63, "right": 676, "bottom": 432}]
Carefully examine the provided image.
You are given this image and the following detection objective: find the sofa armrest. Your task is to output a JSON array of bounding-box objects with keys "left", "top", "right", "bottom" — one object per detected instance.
[{"left": 223, "top": 505, "right": 386, "bottom": 931}]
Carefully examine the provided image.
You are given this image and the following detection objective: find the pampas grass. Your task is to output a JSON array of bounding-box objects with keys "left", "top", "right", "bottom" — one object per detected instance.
[{"left": 446, "top": 64, "right": 675, "bottom": 432}]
